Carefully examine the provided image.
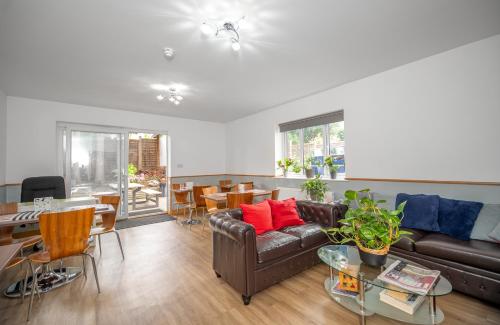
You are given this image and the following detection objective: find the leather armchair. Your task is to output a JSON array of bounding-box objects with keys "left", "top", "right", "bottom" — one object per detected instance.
[{"left": 209, "top": 200, "right": 346, "bottom": 305}]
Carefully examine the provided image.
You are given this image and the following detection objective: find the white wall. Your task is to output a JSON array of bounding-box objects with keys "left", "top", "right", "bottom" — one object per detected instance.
[
  {"left": 5, "top": 97, "right": 226, "bottom": 183},
  {"left": 226, "top": 35, "right": 500, "bottom": 182},
  {"left": 0, "top": 89, "right": 6, "bottom": 185}
]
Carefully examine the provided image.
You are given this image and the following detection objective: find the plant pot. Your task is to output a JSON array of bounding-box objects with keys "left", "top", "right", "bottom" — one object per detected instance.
[
  {"left": 329, "top": 168, "right": 337, "bottom": 179},
  {"left": 357, "top": 246, "right": 389, "bottom": 267},
  {"left": 309, "top": 193, "right": 322, "bottom": 202},
  {"left": 305, "top": 169, "right": 314, "bottom": 178},
  {"left": 283, "top": 169, "right": 288, "bottom": 178}
]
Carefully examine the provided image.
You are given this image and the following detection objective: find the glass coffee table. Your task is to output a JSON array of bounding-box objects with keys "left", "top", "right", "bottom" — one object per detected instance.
[{"left": 318, "top": 245, "right": 452, "bottom": 325}]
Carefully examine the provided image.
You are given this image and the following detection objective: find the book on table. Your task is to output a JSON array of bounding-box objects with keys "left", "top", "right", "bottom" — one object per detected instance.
[
  {"left": 331, "top": 280, "right": 358, "bottom": 298},
  {"left": 377, "top": 260, "right": 440, "bottom": 295},
  {"left": 379, "top": 288, "right": 425, "bottom": 315}
]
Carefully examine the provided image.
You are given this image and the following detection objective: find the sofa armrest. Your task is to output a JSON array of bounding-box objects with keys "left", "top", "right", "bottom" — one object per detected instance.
[
  {"left": 209, "top": 210, "right": 257, "bottom": 297},
  {"left": 209, "top": 210, "right": 255, "bottom": 244},
  {"left": 296, "top": 201, "right": 348, "bottom": 227}
]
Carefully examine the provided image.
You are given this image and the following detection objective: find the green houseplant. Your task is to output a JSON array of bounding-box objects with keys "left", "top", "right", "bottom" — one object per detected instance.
[
  {"left": 303, "top": 156, "right": 315, "bottom": 178},
  {"left": 301, "top": 175, "right": 328, "bottom": 202},
  {"left": 324, "top": 156, "right": 340, "bottom": 179},
  {"left": 277, "top": 158, "right": 300, "bottom": 177},
  {"left": 323, "top": 189, "right": 411, "bottom": 266}
]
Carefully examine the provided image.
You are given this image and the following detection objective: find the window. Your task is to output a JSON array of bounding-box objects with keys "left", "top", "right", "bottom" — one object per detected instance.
[{"left": 279, "top": 111, "right": 345, "bottom": 178}]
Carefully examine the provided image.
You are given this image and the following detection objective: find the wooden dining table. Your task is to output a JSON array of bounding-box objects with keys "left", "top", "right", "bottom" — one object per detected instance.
[{"left": 0, "top": 243, "right": 23, "bottom": 273}]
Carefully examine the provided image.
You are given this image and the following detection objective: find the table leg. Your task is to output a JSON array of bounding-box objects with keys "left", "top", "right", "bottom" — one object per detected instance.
[
  {"left": 429, "top": 296, "right": 437, "bottom": 325},
  {"left": 358, "top": 272, "right": 366, "bottom": 325},
  {"left": 132, "top": 188, "right": 138, "bottom": 210}
]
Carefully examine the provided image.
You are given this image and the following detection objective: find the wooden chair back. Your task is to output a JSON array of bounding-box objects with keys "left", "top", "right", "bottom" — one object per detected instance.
[
  {"left": 227, "top": 192, "right": 254, "bottom": 209},
  {"left": 193, "top": 185, "right": 210, "bottom": 208},
  {"left": 271, "top": 189, "right": 280, "bottom": 200},
  {"left": 202, "top": 186, "right": 219, "bottom": 212},
  {"left": 99, "top": 195, "right": 120, "bottom": 230},
  {"left": 174, "top": 189, "right": 190, "bottom": 205},
  {"left": 0, "top": 203, "right": 18, "bottom": 245},
  {"left": 39, "top": 208, "right": 94, "bottom": 261},
  {"left": 219, "top": 180, "right": 232, "bottom": 193}
]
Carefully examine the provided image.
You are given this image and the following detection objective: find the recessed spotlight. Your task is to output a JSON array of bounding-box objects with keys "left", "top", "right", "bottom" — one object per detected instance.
[
  {"left": 175, "top": 95, "right": 183, "bottom": 101},
  {"left": 163, "top": 47, "right": 175, "bottom": 60},
  {"left": 156, "top": 94, "right": 164, "bottom": 101}
]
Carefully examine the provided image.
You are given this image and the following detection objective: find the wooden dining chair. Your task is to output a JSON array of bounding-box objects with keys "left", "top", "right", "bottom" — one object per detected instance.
[
  {"left": 173, "top": 187, "right": 193, "bottom": 224},
  {"left": 271, "top": 189, "right": 280, "bottom": 200},
  {"left": 192, "top": 185, "right": 211, "bottom": 217},
  {"left": 0, "top": 203, "right": 42, "bottom": 254},
  {"left": 90, "top": 195, "right": 124, "bottom": 260},
  {"left": 227, "top": 192, "right": 254, "bottom": 209},
  {"left": 219, "top": 180, "right": 232, "bottom": 193},
  {"left": 202, "top": 186, "right": 227, "bottom": 231},
  {"left": 27, "top": 207, "right": 99, "bottom": 321}
]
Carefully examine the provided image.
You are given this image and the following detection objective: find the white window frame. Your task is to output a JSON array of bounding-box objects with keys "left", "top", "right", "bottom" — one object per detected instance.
[{"left": 281, "top": 121, "right": 345, "bottom": 179}]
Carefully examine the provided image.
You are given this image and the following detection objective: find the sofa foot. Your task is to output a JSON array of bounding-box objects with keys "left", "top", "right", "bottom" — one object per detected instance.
[
  {"left": 242, "top": 295, "right": 252, "bottom": 305},
  {"left": 215, "top": 272, "right": 221, "bottom": 278}
]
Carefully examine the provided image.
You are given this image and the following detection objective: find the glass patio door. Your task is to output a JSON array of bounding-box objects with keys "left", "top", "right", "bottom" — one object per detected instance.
[{"left": 58, "top": 124, "right": 127, "bottom": 219}]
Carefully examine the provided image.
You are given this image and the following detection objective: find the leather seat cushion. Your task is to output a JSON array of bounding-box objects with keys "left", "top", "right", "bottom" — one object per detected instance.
[
  {"left": 256, "top": 231, "right": 301, "bottom": 264},
  {"left": 391, "top": 228, "right": 428, "bottom": 251},
  {"left": 280, "top": 223, "right": 326, "bottom": 248},
  {"left": 415, "top": 233, "right": 500, "bottom": 273}
]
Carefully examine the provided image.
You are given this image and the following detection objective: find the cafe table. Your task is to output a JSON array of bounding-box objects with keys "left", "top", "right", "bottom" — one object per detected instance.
[
  {"left": 0, "top": 243, "right": 23, "bottom": 273},
  {"left": 0, "top": 199, "right": 114, "bottom": 298}
]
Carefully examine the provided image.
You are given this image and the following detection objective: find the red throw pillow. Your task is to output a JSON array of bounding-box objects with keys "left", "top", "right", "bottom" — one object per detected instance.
[
  {"left": 267, "top": 198, "right": 305, "bottom": 230},
  {"left": 241, "top": 200, "right": 274, "bottom": 235}
]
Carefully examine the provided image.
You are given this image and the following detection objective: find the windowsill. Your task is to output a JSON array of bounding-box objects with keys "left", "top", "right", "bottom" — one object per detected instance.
[{"left": 273, "top": 174, "right": 348, "bottom": 181}]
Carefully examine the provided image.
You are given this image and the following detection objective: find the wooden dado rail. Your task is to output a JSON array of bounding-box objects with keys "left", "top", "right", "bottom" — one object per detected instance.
[
  {"left": 3, "top": 177, "right": 499, "bottom": 187},
  {"left": 345, "top": 178, "right": 500, "bottom": 186}
]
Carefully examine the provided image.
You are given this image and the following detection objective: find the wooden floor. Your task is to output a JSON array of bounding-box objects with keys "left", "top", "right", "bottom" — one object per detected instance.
[{"left": 1, "top": 221, "right": 499, "bottom": 325}]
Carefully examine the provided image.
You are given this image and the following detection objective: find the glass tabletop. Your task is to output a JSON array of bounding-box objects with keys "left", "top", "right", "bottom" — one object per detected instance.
[{"left": 318, "top": 245, "right": 452, "bottom": 297}]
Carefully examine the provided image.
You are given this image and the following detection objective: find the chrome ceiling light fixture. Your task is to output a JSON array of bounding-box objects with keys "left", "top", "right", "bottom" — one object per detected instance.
[
  {"left": 156, "top": 87, "right": 184, "bottom": 106},
  {"left": 200, "top": 16, "right": 245, "bottom": 52}
]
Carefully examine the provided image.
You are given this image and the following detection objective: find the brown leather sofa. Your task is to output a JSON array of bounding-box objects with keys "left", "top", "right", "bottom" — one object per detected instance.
[
  {"left": 391, "top": 228, "right": 500, "bottom": 305},
  {"left": 209, "top": 200, "right": 346, "bottom": 305}
]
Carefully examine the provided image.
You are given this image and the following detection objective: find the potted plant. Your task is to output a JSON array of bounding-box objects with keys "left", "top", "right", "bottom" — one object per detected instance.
[
  {"left": 303, "top": 156, "right": 315, "bottom": 178},
  {"left": 301, "top": 175, "right": 328, "bottom": 202},
  {"left": 322, "top": 189, "right": 411, "bottom": 267},
  {"left": 277, "top": 158, "right": 300, "bottom": 177},
  {"left": 324, "top": 156, "right": 340, "bottom": 179}
]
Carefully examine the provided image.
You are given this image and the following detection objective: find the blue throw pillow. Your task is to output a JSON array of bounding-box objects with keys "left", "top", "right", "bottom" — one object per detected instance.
[
  {"left": 438, "top": 197, "right": 483, "bottom": 240},
  {"left": 395, "top": 193, "right": 440, "bottom": 232}
]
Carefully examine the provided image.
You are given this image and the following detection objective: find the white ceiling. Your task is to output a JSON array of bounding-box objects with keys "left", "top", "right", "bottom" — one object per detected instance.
[{"left": 0, "top": 0, "right": 499, "bottom": 122}]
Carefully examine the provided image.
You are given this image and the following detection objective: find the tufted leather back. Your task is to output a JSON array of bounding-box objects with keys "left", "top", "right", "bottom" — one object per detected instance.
[{"left": 296, "top": 200, "right": 347, "bottom": 227}]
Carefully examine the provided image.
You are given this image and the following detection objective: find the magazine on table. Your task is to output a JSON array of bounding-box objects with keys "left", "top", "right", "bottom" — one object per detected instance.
[
  {"left": 377, "top": 260, "right": 440, "bottom": 295},
  {"left": 379, "top": 289, "right": 425, "bottom": 315}
]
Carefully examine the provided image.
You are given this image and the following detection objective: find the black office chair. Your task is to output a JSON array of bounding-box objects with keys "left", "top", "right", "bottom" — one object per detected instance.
[{"left": 21, "top": 176, "right": 67, "bottom": 202}]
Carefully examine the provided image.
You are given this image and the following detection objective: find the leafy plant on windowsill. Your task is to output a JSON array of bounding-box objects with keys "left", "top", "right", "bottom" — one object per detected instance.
[
  {"left": 324, "top": 156, "right": 341, "bottom": 179},
  {"left": 277, "top": 158, "right": 301, "bottom": 176},
  {"left": 301, "top": 175, "right": 329, "bottom": 202},
  {"left": 322, "top": 189, "right": 412, "bottom": 265},
  {"left": 303, "top": 156, "right": 315, "bottom": 178}
]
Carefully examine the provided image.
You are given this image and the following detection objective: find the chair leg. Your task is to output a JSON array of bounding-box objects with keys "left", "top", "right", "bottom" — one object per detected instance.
[
  {"left": 86, "top": 254, "right": 101, "bottom": 293},
  {"left": 82, "top": 255, "right": 87, "bottom": 278},
  {"left": 114, "top": 231, "right": 125, "bottom": 260},
  {"left": 27, "top": 262, "right": 37, "bottom": 321},
  {"left": 21, "top": 267, "right": 29, "bottom": 303},
  {"left": 98, "top": 235, "right": 102, "bottom": 256}
]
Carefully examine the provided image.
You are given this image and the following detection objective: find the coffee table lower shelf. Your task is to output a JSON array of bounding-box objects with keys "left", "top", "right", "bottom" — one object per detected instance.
[{"left": 324, "top": 277, "right": 444, "bottom": 325}]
